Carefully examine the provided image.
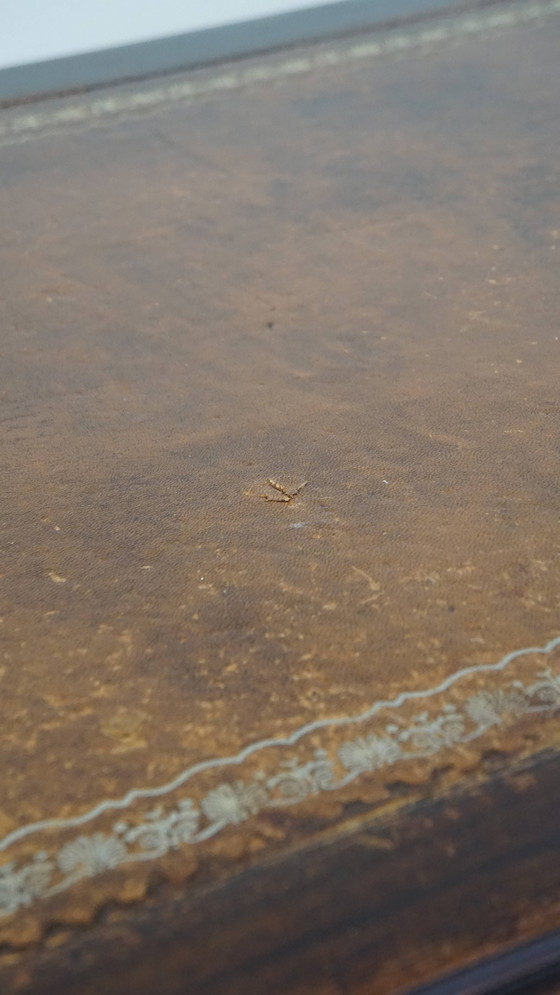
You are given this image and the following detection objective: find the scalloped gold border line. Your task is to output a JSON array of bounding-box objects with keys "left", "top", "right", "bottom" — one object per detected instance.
[
  {"left": 1, "top": 635, "right": 559, "bottom": 855},
  {"left": 1, "top": 0, "right": 560, "bottom": 146}
]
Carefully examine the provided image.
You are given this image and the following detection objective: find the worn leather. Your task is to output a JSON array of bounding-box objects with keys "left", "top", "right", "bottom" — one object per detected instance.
[{"left": 0, "top": 2, "right": 559, "bottom": 943}]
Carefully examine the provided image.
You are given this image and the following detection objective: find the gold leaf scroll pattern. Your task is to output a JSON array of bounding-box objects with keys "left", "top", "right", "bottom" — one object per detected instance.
[{"left": 0, "top": 638, "right": 559, "bottom": 917}]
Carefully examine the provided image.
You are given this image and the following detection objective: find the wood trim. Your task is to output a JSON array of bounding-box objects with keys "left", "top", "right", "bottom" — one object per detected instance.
[{"left": 411, "top": 929, "right": 560, "bottom": 994}]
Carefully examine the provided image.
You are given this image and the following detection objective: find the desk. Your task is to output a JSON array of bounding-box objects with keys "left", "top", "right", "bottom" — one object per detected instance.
[{"left": 1, "top": 3, "right": 559, "bottom": 991}]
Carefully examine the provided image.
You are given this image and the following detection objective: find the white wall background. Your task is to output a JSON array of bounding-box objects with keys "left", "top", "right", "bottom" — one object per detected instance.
[{"left": 0, "top": 1, "right": 330, "bottom": 70}]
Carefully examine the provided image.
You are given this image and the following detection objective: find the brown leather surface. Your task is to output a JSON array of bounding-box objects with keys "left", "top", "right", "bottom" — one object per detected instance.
[{"left": 0, "top": 0, "right": 559, "bottom": 967}]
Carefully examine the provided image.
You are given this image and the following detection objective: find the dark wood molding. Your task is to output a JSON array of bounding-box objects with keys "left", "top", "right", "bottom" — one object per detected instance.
[{"left": 411, "top": 928, "right": 560, "bottom": 995}]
